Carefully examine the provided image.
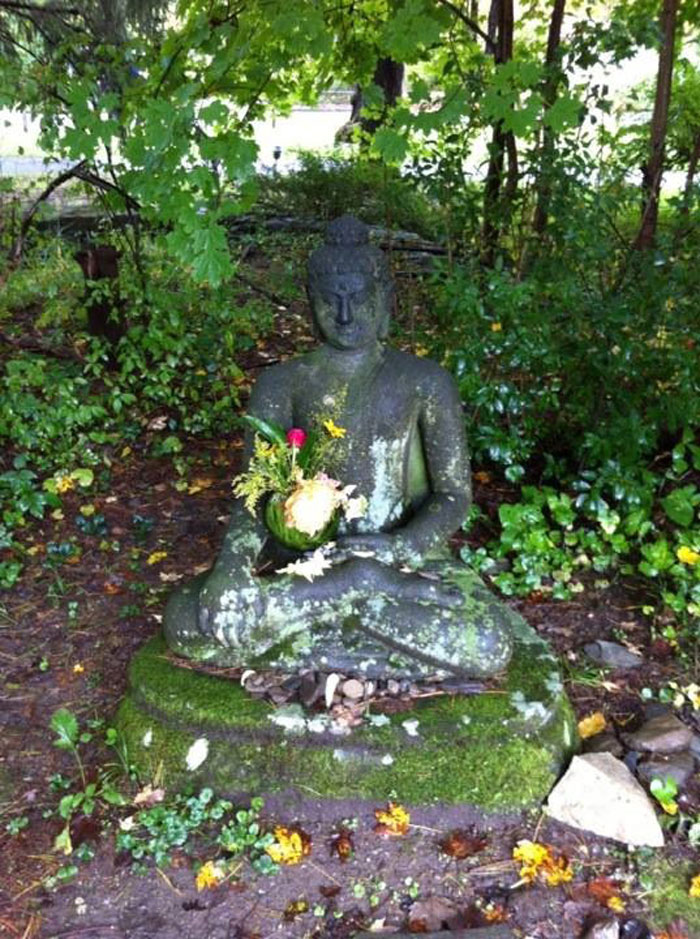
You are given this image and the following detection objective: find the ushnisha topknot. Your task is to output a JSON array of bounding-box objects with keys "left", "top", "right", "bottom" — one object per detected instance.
[{"left": 308, "top": 214, "right": 390, "bottom": 281}]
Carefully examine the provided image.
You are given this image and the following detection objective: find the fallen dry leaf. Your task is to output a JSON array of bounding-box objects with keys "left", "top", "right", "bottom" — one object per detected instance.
[
  {"left": 331, "top": 827, "right": 354, "bottom": 862},
  {"left": 439, "top": 828, "right": 488, "bottom": 859},
  {"left": 408, "top": 896, "right": 457, "bottom": 933},
  {"left": 133, "top": 784, "right": 165, "bottom": 807},
  {"left": 283, "top": 898, "right": 309, "bottom": 921},
  {"left": 265, "top": 825, "right": 312, "bottom": 865},
  {"left": 374, "top": 802, "right": 410, "bottom": 837},
  {"left": 577, "top": 711, "right": 607, "bottom": 740}
]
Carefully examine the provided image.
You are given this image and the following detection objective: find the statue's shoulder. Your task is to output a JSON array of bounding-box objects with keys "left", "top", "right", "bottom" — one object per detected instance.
[
  {"left": 252, "top": 353, "right": 309, "bottom": 390},
  {"left": 384, "top": 348, "right": 458, "bottom": 395}
]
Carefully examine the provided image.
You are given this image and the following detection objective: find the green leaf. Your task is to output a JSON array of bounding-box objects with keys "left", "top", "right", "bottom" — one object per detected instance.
[
  {"left": 243, "top": 415, "right": 287, "bottom": 446},
  {"left": 661, "top": 485, "right": 697, "bottom": 527},
  {"left": 51, "top": 709, "right": 79, "bottom": 749},
  {"left": 54, "top": 825, "right": 73, "bottom": 855},
  {"left": 371, "top": 127, "right": 409, "bottom": 165}
]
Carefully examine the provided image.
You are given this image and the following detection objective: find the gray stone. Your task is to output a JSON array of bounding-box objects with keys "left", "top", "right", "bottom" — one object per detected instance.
[
  {"left": 582, "top": 731, "right": 624, "bottom": 759},
  {"left": 690, "top": 733, "right": 700, "bottom": 762},
  {"left": 582, "top": 922, "right": 620, "bottom": 939},
  {"left": 637, "top": 750, "right": 696, "bottom": 787},
  {"left": 341, "top": 678, "right": 364, "bottom": 699},
  {"left": 354, "top": 929, "right": 514, "bottom": 939},
  {"left": 163, "top": 215, "right": 517, "bottom": 680},
  {"left": 622, "top": 713, "right": 693, "bottom": 754},
  {"left": 583, "top": 640, "right": 643, "bottom": 669},
  {"left": 546, "top": 752, "right": 664, "bottom": 847}
]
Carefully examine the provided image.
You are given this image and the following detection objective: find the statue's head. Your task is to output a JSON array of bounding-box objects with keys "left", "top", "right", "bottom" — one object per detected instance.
[{"left": 307, "top": 215, "right": 393, "bottom": 351}]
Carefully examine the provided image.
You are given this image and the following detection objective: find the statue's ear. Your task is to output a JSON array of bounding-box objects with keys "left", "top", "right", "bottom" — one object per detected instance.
[
  {"left": 306, "top": 286, "right": 323, "bottom": 340},
  {"left": 378, "top": 283, "right": 394, "bottom": 339}
]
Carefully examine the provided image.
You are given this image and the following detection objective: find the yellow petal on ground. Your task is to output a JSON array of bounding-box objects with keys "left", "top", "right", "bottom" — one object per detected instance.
[
  {"left": 490, "top": 322, "right": 503, "bottom": 332},
  {"left": 374, "top": 802, "right": 410, "bottom": 836},
  {"left": 195, "top": 860, "right": 225, "bottom": 891},
  {"left": 607, "top": 896, "right": 626, "bottom": 913},
  {"left": 146, "top": 551, "right": 168, "bottom": 565},
  {"left": 577, "top": 711, "right": 607, "bottom": 740},
  {"left": 677, "top": 546, "right": 700, "bottom": 565},
  {"left": 689, "top": 873, "right": 700, "bottom": 898},
  {"left": 265, "top": 826, "right": 310, "bottom": 865}
]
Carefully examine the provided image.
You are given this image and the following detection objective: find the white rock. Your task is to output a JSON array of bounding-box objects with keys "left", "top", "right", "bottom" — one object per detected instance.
[
  {"left": 546, "top": 752, "right": 664, "bottom": 847},
  {"left": 185, "top": 737, "right": 209, "bottom": 771}
]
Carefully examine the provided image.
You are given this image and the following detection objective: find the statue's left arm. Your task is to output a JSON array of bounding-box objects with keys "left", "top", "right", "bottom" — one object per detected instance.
[{"left": 339, "top": 364, "right": 471, "bottom": 566}]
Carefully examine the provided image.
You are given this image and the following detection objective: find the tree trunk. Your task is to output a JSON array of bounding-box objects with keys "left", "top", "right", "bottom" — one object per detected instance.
[
  {"left": 680, "top": 131, "right": 700, "bottom": 215},
  {"left": 343, "top": 58, "right": 404, "bottom": 140},
  {"left": 634, "top": 0, "right": 678, "bottom": 250},
  {"left": 531, "top": 0, "right": 566, "bottom": 238},
  {"left": 481, "top": 0, "right": 514, "bottom": 266}
]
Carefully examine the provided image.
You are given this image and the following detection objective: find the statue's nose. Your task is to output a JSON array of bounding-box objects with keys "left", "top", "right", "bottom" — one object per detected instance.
[{"left": 336, "top": 295, "right": 353, "bottom": 326}]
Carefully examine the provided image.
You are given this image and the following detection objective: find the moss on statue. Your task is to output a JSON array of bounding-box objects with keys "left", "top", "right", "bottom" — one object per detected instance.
[{"left": 116, "top": 623, "right": 577, "bottom": 810}]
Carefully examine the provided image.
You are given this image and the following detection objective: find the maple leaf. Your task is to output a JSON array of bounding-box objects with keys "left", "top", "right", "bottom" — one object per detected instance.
[
  {"left": 440, "top": 828, "right": 488, "bottom": 859},
  {"left": 265, "top": 825, "right": 312, "bottom": 865},
  {"left": 373, "top": 802, "right": 410, "bottom": 837},
  {"left": 577, "top": 711, "right": 607, "bottom": 740}
]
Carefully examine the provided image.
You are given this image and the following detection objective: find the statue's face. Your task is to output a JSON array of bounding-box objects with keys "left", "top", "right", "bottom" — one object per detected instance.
[{"left": 310, "top": 270, "right": 388, "bottom": 350}]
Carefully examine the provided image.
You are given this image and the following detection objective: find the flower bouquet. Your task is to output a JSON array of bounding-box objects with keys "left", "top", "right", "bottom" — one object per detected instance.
[{"left": 233, "top": 414, "right": 366, "bottom": 551}]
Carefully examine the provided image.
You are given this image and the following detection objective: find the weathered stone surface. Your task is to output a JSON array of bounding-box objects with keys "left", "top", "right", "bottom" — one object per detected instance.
[
  {"left": 636, "top": 750, "right": 696, "bottom": 787},
  {"left": 163, "top": 215, "right": 516, "bottom": 680},
  {"left": 622, "top": 713, "right": 693, "bottom": 754},
  {"left": 581, "top": 921, "right": 620, "bottom": 939},
  {"left": 582, "top": 731, "right": 624, "bottom": 759},
  {"left": 546, "top": 753, "right": 664, "bottom": 847},
  {"left": 341, "top": 678, "right": 364, "bottom": 699},
  {"left": 116, "top": 617, "right": 576, "bottom": 808},
  {"left": 354, "top": 929, "right": 514, "bottom": 939},
  {"left": 583, "top": 640, "right": 643, "bottom": 669},
  {"left": 690, "top": 733, "right": 700, "bottom": 762}
]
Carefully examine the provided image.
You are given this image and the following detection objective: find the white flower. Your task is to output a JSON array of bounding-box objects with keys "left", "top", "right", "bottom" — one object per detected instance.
[
  {"left": 402, "top": 719, "right": 420, "bottom": 737},
  {"left": 284, "top": 475, "right": 342, "bottom": 536},
  {"left": 119, "top": 815, "right": 136, "bottom": 832},
  {"left": 277, "top": 547, "right": 333, "bottom": 582},
  {"left": 142, "top": 729, "right": 153, "bottom": 748},
  {"left": 185, "top": 737, "right": 209, "bottom": 771}
]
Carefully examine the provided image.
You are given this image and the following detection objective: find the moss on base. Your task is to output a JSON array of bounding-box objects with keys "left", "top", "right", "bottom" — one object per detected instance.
[
  {"left": 117, "top": 625, "right": 577, "bottom": 810},
  {"left": 639, "top": 858, "right": 700, "bottom": 934}
]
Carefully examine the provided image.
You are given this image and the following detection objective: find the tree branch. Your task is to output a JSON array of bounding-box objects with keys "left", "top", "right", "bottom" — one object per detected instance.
[{"left": 435, "top": 0, "right": 495, "bottom": 54}]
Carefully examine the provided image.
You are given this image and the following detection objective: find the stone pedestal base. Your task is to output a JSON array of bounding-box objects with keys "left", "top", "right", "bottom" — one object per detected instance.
[{"left": 116, "top": 616, "right": 577, "bottom": 810}]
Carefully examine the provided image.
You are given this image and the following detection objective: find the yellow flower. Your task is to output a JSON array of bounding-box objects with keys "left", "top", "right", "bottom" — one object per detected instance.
[
  {"left": 284, "top": 477, "right": 341, "bottom": 536},
  {"left": 607, "top": 896, "right": 626, "bottom": 913},
  {"left": 55, "top": 474, "right": 76, "bottom": 494},
  {"left": 577, "top": 711, "right": 606, "bottom": 740},
  {"left": 146, "top": 551, "right": 168, "bottom": 565},
  {"left": 677, "top": 546, "right": 700, "bottom": 565},
  {"left": 72, "top": 663, "right": 85, "bottom": 674},
  {"left": 689, "top": 873, "right": 700, "bottom": 898},
  {"left": 543, "top": 856, "right": 574, "bottom": 887},
  {"left": 265, "top": 826, "right": 310, "bottom": 865},
  {"left": 513, "top": 840, "right": 552, "bottom": 883},
  {"left": 195, "top": 860, "right": 225, "bottom": 891},
  {"left": 323, "top": 419, "right": 347, "bottom": 439},
  {"left": 491, "top": 322, "right": 503, "bottom": 332},
  {"left": 374, "top": 802, "right": 410, "bottom": 836}
]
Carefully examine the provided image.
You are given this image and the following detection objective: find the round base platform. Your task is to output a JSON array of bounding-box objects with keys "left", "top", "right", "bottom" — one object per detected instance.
[{"left": 116, "top": 616, "right": 577, "bottom": 810}]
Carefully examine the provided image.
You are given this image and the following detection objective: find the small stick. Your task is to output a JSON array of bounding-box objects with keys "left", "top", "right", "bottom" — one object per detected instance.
[
  {"left": 306, "top": 858, "right": 342, "bottom": 886},
  {"left": 156, "top": 867, "right": 183, "bottom": 895}
]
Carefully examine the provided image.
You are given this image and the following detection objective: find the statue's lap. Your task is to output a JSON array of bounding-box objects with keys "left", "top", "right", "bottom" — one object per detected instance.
[{"left": 164, "top": 560, "right": 514, "bottom": 680}]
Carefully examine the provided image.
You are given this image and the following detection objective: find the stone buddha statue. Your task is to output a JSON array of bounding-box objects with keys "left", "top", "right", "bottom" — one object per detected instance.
[{"left": 165, "top": 215, "right": 514, "bottom": 680}]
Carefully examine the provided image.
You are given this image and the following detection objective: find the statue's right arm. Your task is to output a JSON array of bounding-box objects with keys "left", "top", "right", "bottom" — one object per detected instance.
[{"left": 213, "top": 366, "right": 293, "bottom": 577}]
